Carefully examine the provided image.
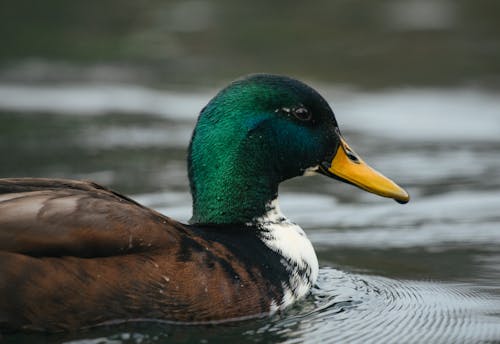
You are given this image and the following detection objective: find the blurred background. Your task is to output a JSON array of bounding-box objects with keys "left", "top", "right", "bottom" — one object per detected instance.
[
  {"left": 1, "top": 1, "right": 500, "bottom": 343},
  {"left": 1, "top": 0, "right": 500, "bottom": 87}
]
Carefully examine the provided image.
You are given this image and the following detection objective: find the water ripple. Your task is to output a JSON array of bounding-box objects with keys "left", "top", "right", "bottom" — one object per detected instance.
[{"left": 265, "top": 267, "right": 500, "bottom": 343}]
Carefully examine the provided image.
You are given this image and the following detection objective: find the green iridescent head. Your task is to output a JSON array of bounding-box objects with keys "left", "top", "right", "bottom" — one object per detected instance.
[{"left": 188, "top": 74, "right": 409, "bottom": 225}]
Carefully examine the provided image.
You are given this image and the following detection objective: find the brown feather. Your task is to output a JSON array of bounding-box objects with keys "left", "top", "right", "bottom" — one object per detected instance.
[{"left": 0, "top": 179, "right": 285, "bottom": 332}]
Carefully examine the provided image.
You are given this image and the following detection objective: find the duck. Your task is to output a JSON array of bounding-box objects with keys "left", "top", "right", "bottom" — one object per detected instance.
[{"left": 0, "top": 74, "right": 409, "bottom": 332}]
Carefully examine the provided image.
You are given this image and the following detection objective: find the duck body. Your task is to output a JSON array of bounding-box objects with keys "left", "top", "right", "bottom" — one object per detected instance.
[
  {"left": 0, "top": 178, "right": 317, "bottom": 331},
  {"left": 0, "top": 75, "right": 408, "bottom": 332}
]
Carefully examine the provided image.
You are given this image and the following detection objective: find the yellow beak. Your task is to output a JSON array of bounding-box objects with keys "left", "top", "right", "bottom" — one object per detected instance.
[{"left": 323, "top": 133, "right": 410, "bottom": 204}]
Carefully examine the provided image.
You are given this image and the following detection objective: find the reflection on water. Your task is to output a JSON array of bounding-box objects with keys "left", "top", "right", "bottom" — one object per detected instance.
[{"left": 1, "top": 81, "right": 499, "bottom": 343}]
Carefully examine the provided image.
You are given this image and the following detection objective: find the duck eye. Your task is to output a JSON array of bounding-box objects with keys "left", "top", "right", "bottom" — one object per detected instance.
[{"left": 292, "top": 107, "right": 312, "bottom": 122}]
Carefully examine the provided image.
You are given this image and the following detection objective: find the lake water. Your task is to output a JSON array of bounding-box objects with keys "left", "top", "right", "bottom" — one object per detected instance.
[{"left": 1, "top": 82, "right": 499, "bottom": 343}]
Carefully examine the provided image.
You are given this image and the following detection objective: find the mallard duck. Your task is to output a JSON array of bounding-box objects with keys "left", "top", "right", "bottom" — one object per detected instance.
[{"left": 0, "top": 74, "right": 409, "bottom": 332}]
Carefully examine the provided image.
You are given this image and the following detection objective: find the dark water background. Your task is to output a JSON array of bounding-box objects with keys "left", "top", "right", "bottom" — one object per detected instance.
[{"left": 1, "top": 1, "right": 500, "bottom": 343}]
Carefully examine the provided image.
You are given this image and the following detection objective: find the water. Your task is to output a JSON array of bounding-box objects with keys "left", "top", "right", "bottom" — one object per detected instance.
[
  {"left": 2, "top": 0, "right": 500, "bottom": 341},
  {"left": 1, "top": 82, "right": 499, "bottom": 343}
]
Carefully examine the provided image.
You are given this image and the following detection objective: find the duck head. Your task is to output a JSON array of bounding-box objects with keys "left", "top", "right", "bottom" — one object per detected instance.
[{"left": 188, "top": 74, "right": 409, "bottom": 225}]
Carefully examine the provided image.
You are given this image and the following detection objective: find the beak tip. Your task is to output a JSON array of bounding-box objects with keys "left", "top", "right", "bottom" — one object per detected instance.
[{"left": 394, "top": 191, "right": 410, "bottom": 204}]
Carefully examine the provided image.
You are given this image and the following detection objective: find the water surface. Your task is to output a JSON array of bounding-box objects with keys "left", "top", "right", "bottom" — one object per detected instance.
[{"left": 1, "top": 83, "right": 499, "bottom": 343}]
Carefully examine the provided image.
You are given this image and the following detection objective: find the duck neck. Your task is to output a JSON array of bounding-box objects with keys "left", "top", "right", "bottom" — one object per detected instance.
[
  {"left": 188, "top": 158, "right": 279, "bottom": 225},
  {"left": 187, "top": 121, "right": 282, "bottom": 225}
]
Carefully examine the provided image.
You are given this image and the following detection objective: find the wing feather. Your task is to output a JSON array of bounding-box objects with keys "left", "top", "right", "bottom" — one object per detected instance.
[{"left": 0, "top": 178, "right": 179, "bottom": 257}]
